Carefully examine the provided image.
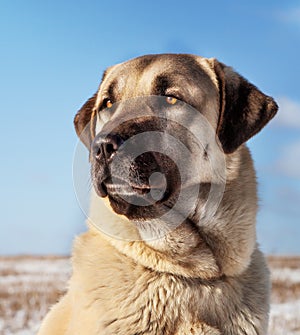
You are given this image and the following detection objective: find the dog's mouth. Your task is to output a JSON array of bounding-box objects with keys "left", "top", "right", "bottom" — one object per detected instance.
[
  {"left": 101, "top": 174, "right": 168, "bottom": 198},
  {"left": 92, "top": 151, "right": 181, "bottom": 218},
  {"left": 98, "top": 172, "right": 171, "bottom": 210},
  {"left": 100, "top": 177, "right": 166, "bottom": 200}
]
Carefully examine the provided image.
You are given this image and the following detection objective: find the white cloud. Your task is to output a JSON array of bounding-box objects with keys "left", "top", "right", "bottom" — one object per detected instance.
[
  {"left": 276, "top": 140, "right": 300, "bottom": 178},
  {"left": 272, "top": 96, "right": 300, "bottom": 129},
  {"left": 276, "top": 6, "right": 300, "bottom": 25}
]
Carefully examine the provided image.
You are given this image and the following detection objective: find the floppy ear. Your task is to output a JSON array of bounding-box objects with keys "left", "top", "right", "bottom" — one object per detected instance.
[
  {"left": 74, "top": 93, "right": 97, "bottom": 149},
  {"left": 210, "top": 59, "right": 278, "bottom": 154}
]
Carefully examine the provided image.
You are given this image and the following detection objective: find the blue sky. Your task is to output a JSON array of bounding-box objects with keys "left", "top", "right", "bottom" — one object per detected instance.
[{"left": 0, "top": 0, "right": 299, "bottom": 255}]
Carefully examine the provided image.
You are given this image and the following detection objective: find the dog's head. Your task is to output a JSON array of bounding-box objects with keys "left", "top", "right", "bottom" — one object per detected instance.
[{"left": 74, "top": 54, "right": 277, "bottom": 225}]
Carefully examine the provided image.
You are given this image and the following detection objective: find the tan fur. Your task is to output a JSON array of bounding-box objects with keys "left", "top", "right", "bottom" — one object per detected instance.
[
  {"left": 38, "top": 147, "right": 269, "bottom": 335},
  {"left": 38, "top": 54, "right": 274, "bottom": 335}
]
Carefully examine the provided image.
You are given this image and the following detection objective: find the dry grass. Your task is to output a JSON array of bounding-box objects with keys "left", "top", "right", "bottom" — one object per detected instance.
[
  {"left": 271, "top": 281, "right": 300, "bottom": 303},
  {"left": 0, "top": 256, "right": 70, "bottom": 334},
  {"left": 0, "top": 255, "right": 299, "bottom": 334},
  {"left": 267, "top": 256, "right": 300, "bottom": 335},
  {"left": 268, "top": 256, "right": 300, "bottom": 303},
  {"left": 268, "top": 255, "right": 300, "bottom": 269}
]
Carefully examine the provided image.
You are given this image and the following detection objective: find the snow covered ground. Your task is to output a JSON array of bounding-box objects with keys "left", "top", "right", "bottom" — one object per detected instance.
[
  {"left": 268, "top": 256, "right": 300, "bottom": 335},
  {"left": 0, "top": 257, "right": 71, "bottom": 335},
  {"left": 0, "top": 256, "right": 299, "bottom": 335}
]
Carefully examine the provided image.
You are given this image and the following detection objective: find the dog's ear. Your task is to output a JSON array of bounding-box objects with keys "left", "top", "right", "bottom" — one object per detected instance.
[
  {"left": 74, "top": 94, "right": 97, "bottom": 149},
  {"left": 209, "top": 59, "right": 278, "bottom": 154}
]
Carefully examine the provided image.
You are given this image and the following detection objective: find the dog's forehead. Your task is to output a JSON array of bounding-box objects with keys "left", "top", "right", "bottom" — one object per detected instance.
[{"left": 98, "top": 54, "right": 219, "bottom": 98}]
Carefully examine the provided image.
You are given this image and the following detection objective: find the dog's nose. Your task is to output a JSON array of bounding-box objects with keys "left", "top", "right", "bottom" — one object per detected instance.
[{"left": 92, "top": 134, "right": 124, "bottom": 162}]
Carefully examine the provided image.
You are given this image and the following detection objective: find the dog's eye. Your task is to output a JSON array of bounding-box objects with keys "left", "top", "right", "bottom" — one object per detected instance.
[
  {"left": 166, "top": 96, "right": 177, "bottom": 105},
  {"left": 103, "top": 99, "right": 113, "bottom": 109}
]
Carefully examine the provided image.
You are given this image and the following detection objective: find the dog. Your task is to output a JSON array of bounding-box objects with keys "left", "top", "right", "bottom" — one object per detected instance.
[{"left": 38, "top": 54, "right": 278, "bottom": 335}]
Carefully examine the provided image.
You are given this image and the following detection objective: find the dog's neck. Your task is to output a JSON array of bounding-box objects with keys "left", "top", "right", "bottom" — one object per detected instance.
[{"left": 87, "top": 189, "right": 221, "bottom": 279}]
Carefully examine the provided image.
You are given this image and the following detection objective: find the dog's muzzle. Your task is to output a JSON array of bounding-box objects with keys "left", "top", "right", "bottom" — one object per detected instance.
[{"left": 91, "top": 128, "right": 180, "bottom": 207}]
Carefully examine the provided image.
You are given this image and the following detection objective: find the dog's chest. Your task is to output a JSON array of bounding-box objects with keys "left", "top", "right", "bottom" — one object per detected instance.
[{"left": 70, "top": 240, "right": 219, "bottom": 335}]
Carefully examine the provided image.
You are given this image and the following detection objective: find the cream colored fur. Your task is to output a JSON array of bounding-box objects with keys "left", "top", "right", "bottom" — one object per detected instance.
[
  {"left": 38, "top": 146, "right": 270, "bottom": 335},
  {"left": 38, "top": 54, "right": 274, "bottom": 334}
]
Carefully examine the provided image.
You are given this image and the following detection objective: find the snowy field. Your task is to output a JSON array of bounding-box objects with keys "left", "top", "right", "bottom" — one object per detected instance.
[{"left": 0, "top": 256, "right": 299, "bottom": 335}]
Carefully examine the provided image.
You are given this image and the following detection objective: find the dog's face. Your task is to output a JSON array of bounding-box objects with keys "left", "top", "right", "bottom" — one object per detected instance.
[{"left": 74, "top": 54, "right": 277, "bottom": 226}]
